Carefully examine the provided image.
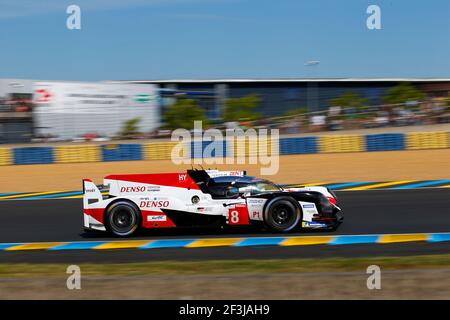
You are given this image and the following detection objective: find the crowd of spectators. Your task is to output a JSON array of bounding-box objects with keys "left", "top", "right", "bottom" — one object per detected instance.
[
  {"left": 271, "top": 98, "right": 450, "bottom": 135},
  {"left": 1, "top": 94, "right": 449, "bottom": 143},
  {"left": 90, "top": 97, "right": 450, "bottom": 139}
]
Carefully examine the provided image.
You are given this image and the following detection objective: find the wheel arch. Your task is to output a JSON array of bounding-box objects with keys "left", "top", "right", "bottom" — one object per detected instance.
[
  {"left": 103, "top": 198, "right": 143, "bottom": 229},
  {"left": 262, "top": 195, "right": 303, "bottom": 231},
  {"left": 262, "top": 195, "right": 303, "bottom": 216}
]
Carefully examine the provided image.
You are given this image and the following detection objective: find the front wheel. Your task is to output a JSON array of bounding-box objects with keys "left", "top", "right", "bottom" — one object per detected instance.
[
  {"left": 263, "top": 197, "right": 301, "bottom": 232},
  {"left": 105, "top": 201, "right": 141, "bottom": 237}
]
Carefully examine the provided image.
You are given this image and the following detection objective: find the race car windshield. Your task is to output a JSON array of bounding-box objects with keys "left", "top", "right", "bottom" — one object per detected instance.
[{"left": 248, "top": 181, "right": 281, "bottom": 195}]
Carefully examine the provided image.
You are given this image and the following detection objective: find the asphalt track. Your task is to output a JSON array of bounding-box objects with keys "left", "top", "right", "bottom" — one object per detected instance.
[{"left": 0, "top": 189, "right": 449, "bottom": 262}]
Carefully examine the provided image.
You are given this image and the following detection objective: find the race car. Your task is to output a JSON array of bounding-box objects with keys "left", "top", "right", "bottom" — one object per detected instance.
[{"left": 82, "top": 169, "right": 343, "bottom": 237}]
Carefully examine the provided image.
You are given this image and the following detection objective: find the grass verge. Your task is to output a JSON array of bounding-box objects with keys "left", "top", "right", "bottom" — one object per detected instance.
[{"left": 1, "top": 254, "right": 450, "bottom": 277}]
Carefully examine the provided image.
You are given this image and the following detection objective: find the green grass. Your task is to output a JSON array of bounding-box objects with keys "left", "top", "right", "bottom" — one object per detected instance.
[{"left": 1, "top": 254, "right": 450, "bottom": 277}]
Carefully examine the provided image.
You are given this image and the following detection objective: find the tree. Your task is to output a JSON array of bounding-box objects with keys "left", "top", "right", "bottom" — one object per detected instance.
[
  {"left": 383, "top": 82, "right": 425, "bottom": 105},
  {"left": 223, "top": 94, "right": 261, "bottom": 122},
  {"left": 119, "top": 117, "right": 141, "bottom": 137},
  {"left": 163, "top": 98, "right": 208, "bottom": 130},
  {"left": 284, "top": 107, "right": 307, "bottom": 117},
  {"left": 329, "top": 92, "right": 368, "bottom": 110}
]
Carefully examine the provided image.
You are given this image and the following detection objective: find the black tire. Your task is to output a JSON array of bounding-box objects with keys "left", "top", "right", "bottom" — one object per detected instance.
[
  {"left": 263, "top": 196, "right": 301, "bottom": 232},
  {"left": 105, "top": 201, "right": 141, "bottom": 237}
]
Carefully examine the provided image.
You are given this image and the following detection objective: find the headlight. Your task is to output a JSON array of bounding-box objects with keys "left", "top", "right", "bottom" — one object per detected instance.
[
  {"left": 320, "top": 195, "right": 333, "bottom": 214},
  {"left": 327, "top": 188, "right": 337, "bottom": 201}
]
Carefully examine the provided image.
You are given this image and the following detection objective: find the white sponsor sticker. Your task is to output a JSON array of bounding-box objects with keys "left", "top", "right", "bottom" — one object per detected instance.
[
  {"left": 246, "top": 198, "right": 267, "bottom": 221},
  {"left": 147, "top": 215, "right": 167, "bottom": 222}
]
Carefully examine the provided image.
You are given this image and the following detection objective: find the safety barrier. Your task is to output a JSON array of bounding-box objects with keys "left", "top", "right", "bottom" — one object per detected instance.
[
  {"left": 405, "top": 131, "right": 449, "bottom": 150},
  {"left": 366, "top": 133, "right": 405, "bottom": 151},
  {"left": 0, "top": 131, "right": 448, "bottom": 165},
  {"left": 101, "top": 144, "right": 142, "bottom": 161},
  {"left": 280, "top": 137, "right": 317, "bottom": 154},
  {"left": 54, "top": 145, "right": 100, "bottom": 163},
  {"left": 318, "top": 135, "right": 364, "bottom": 153},
  {"left": 13, "top": 147, "right": 54, "bottom": 164},
  {"left": 0, "top": 148, "right": 12, "bottom": 165},
  {"left": 144, "top": 142, "right": 178, "bottom": 160}
]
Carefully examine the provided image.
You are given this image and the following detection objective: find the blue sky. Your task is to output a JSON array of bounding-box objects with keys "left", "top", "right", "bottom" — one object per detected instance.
[{"left": 0, "top": 0, "right": 449, "bottom": 81}]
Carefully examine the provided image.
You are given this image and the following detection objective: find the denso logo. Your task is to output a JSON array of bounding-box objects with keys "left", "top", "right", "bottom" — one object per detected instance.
[
  {"left": 120, "top": 186, "right": 146, "bottom": 193},
  {"left": 139, "top": 200, "right": 170, "bottom": 208}
]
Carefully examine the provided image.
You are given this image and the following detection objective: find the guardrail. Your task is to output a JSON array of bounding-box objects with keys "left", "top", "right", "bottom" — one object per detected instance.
[{"left": 0, "top": 131, "right": 448, "bottom": 166}]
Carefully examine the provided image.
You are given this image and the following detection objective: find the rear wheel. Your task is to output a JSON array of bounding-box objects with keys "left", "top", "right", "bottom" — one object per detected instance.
[
  {"left": 105, "top": 201, "right": 141, "bottom": 237},
  {"left": 263, "top": 197, "right": 301, "bottom": 232}
]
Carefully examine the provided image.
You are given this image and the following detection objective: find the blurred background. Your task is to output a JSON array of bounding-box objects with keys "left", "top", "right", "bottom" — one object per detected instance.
[
  {"left": 0, "top": 0, "right": 449, "bottom": 300},
  {"left": 0, "top": 78, "right": 449, "bottom": 143},
  {"left": 1, "top": 0, "right": 449, "bottom": 145}
]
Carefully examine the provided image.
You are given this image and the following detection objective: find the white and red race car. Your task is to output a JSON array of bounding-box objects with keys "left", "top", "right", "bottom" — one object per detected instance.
[{"left": 83, "top": 169, "right": 343, "bottom": 237}]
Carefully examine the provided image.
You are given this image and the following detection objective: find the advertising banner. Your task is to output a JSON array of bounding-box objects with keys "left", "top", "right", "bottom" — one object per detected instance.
[{"left": 32, "top": 81, "right": 159, "bottom": 140}]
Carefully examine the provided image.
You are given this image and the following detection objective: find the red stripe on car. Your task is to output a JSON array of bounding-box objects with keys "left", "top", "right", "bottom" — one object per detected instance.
[
  {"left": 83, "top": 208, "right": 104, "bottom": 223},
  {"left": 104, "top": 173, "right": 200, "bottom": 190}
]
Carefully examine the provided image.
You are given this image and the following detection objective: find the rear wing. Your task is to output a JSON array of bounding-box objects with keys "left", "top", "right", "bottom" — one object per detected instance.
[{"left": 82, "top": 179, "right": 103, "bottom": 207}]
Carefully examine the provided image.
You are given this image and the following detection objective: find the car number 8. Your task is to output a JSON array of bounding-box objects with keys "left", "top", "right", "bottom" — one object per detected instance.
[{"left": 230, "top": 210, "right": 240, "bottom": 223}]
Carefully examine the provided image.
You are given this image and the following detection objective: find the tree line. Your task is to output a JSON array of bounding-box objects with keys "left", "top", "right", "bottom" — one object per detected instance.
[{"left": 123, "top": 82, "right": 441, "bottom": 133}]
